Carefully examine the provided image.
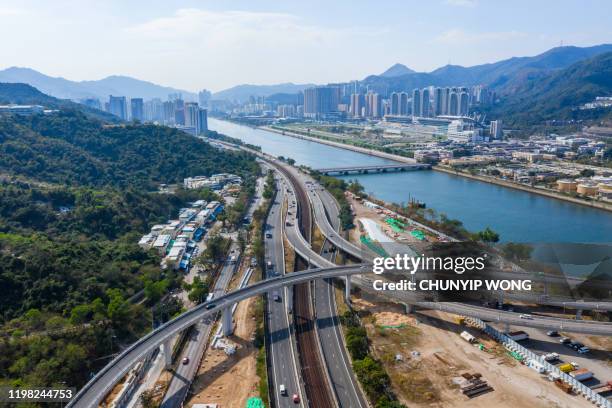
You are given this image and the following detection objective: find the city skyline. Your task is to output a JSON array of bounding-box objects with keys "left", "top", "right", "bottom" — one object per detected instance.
[{"left": 1, "top": 0, "right": 611, "bottom": 92}]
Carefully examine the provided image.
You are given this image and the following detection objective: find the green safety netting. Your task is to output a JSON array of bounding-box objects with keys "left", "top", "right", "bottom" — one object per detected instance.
[
  {"left": 360, "top": 235, "right": 388, "bottom": 257},
  {"left": 246, "top": 397, "right": 265, "bottom": 408},
  {"left": 410, "top": 230, "right": 425, "bottom": 240}
]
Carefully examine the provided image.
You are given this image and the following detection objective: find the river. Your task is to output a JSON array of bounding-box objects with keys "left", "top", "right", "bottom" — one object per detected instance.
[{"left": 209, "top": 118, "right": 611, "bottom": 243}]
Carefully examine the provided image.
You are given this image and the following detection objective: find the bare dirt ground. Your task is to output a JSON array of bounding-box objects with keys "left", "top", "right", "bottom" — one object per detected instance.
[
  {"left": 351, "top": 292, "right": 595, "bottom": 408},
  {"left": 185, "top": 291, "right": 260, "bottom": 407}
]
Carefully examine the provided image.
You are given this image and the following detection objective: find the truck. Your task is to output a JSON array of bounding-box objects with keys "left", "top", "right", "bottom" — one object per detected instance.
[
  {"left": 554, "top": 379, "right": 573, "bottom": 394},
  {"left": 543, "top": 352, "right": 559, "bottom": 362},
  {"left": 455, "top": 316, "right": 466, "bottom": 325},
  {"left": 506, "top": 330, "right": 529, "bottom": 341},
  {"left": 558, "top": 362, "right": 578, "bottom": 373},
  {"left": 460, "top": 331, "right": 476, "bottom": 344},
  {"left": 528, "top": 359, "right": 546, "bottom": 374},
  {"left": 569, "top": 368, "right": 593, "bottom": 382}
]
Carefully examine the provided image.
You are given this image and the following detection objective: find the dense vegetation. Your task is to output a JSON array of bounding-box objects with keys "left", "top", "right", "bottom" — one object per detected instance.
[
  {"left": 0, "top": 111, "right": 257, "bottom": 189},
  {"left": 486, "top": 51, "right": 612, "bottom": 127},
  {"left": 340, "top": 311, "right": 406, "bottom": 408},
  {"left": 0, "top": 93, "right": 258, "bottom": 393}
]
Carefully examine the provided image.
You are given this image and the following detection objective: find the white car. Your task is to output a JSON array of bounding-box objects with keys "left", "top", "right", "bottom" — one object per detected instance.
[{"left": 519, "top": 314, "right": 533, "bottom": 320}]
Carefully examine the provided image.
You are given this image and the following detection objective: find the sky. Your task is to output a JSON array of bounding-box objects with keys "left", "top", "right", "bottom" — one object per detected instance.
[{"left": 0, "top": 0, "right": 611, "bottom": 92}]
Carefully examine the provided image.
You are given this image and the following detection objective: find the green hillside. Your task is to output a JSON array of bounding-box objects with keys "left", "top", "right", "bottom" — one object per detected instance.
[
  {"left": 488, "top": 52, "right": 612, "bottom": 127},
  {"left": 0, "top": 86, "right": 258, "bottom": 391}
]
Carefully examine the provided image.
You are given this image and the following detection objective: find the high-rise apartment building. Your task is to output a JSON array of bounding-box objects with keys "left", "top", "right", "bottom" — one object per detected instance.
[
  {"left": 198, "top": 107, "right": 208, "bottom": 134},
  {"left": 365, "top": 92, "right": 382, "bottom": 118},
  {"left": 490, "top": 120, "right": 503, "bottom": 139},
  {"left": 350, "top": 93, "right": 365, "bottom": 117},
  {"left": 433, "top": 88, "right": 443, "bottom": 116},
  {"left": 108, "top": 95, "right": 127, "bottom": 120},
  {"left": 448, "top": 91, "right": 459, "bottom": 116},
  {"left": 412, "top": 89, "right": 421, "bottom": 117},
  {"left": 303, "top": 86, "right": 338, "bottom": 118},
  {"left": 459, "top": 91, "right": 469, "bottom": 116},
  {"left": 421, "top": 88, "right": 431, "bottom": 117},
  {"left": 130, "top": 98, "right": 144, "bottom": 121}
]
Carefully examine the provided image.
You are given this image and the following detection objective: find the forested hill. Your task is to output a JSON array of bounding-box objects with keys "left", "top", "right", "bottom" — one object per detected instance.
[
  {"left": 0, "top": 82, "right": 117, "bottom": 121},
  {"left": 0, "top": 87, "right": 259, "bottom": 391},
  {"left": 0, "top": 109, "right": 258, "bottom": 189}
]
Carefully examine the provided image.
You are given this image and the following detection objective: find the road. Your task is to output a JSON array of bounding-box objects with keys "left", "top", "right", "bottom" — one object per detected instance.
[
  {"left": 68, "top": 262, "right": 612, "bottom": 407},
  {"left": 264, "top": 175, "right": 305, "bottom": 408},
  {"left": 160, "top": 241, "right": 240, "bottom": 408},
  {"left": 494, "top": 323, "right": 612, "bottom": 390},
  {"left": 314, "top": 188, "right": 368, "bottom": 408}
]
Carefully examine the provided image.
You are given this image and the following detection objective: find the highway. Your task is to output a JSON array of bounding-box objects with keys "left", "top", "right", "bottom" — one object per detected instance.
[
  {"left": 264, "top": 176, "right": 304, "bottom": 408},
  {"left": 160, "top": 241, "right": 240, "bottom": 408},
  {"left": 275, "top": 171, "right": 612, "bottom": 337},
  {"left": 68, "top": 262, "right": 612, "bottom": 407},
  {"left": 313, "top": 188, "right": 368, "bottom": 408}
]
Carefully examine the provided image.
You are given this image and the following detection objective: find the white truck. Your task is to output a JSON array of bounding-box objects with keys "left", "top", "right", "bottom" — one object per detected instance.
[
  {"left": 528, "top": 359, "right": 546, "bottom": 374},
  {"left": 543, "top": 352, "right": 559, "bottom": 362},
  {"left": 460, "top": 331, "right": 476, "bottom": 344}
]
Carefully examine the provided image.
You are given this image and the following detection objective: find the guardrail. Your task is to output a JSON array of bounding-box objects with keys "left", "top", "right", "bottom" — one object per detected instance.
[{"left": 465, "top": 317, "right": 611, "bottom": 408}]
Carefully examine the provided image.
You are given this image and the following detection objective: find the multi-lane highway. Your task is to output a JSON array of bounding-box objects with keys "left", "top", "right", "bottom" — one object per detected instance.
[
  {"left": 264, "top": 175, "right": 304, "bottom": 408},
  {"left": 313, "top": 188, "right": 368, "bottom": 408},
  {"left": 160, "top": 241, "right": 240, "bottom": 408}
]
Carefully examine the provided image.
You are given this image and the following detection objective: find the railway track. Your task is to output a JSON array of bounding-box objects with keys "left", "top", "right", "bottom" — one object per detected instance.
[{"left": 277, "top": 165, "right": 335, "bottom": 408}]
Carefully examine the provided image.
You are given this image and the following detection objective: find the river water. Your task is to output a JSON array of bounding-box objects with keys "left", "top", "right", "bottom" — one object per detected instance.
[{"left": 209, "top": 118, "right": 611, "bottom": 243}]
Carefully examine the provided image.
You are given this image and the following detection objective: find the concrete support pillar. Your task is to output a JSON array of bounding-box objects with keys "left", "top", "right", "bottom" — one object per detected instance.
[
  {"left": 286, "top": 286, "right": 293, "bottom": 314},
  {"left": 344, "top": 275, "right": 351, "bottom": 303},
  {"left": 504, "top": 322, "right": 510, "bottom": 333},
  {"left": 161, "top": 338, "right": 172, "bottom": 369},
  {"left": 222, "top": 306, "right": 233, "bottom": 337},
  {"left": 403, "top": 302, "right": 413, "bottom": 314},
  {"left": 498, "top": 291, "right": 504, "bottom": 308},
  {"left": 576, "top": 309, "right": 583, "bottom": 320}
]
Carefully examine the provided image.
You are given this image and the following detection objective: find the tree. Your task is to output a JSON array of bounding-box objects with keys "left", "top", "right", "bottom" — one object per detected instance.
[
  {"left": 144, "top": 279, "right": 169, "bottom": 305},
  {"left": 476, "top": 227, "right": 500, "bottom": 243},
  {"left": 186, "top": 276, "right": 210, "bottom": 304},
  {"left": 106, "top": 289, "right": 129, "bottom": 327},
  {"left": 580, "top": 168, "right": 595, "bottom": 177}
]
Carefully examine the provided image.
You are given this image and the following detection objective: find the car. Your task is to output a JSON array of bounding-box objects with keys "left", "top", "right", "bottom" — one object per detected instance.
[
  {"left": 182, "top": 357, "right": 189, "bottom": 365},
  {"left": 578, "top": 347, "right": 590, "bottom": 354},
  {"left": 559, "top": 337, "right": 571, "bottom": 344},
  {"left": 546, "top": 330, "right": 559, "bottom": 337},
  {"left": 292, "top": 394, "right": 300, "bottom": 403},
  {"left": 273, "top": 291, "right": 281, "bottom": 302},
  {"left": 570, "top": 342, "right": 584, "bottom": 351},
  {"left": 265, "top": 233, "right": 272, "bottom": 239},
  {"left": 206, "top": 303, "right": 216, "bottom": 310},
  {"left": 519, "top": 314, "right": 533, "bottom": 320},
  {"left": 279, "top": 384, "right": 287, "bottom": 396}
]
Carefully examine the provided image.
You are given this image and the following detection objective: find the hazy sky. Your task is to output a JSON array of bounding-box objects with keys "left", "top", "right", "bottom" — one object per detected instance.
[{"left": 1, "top": 0, "right": 610, "bottom": 92}]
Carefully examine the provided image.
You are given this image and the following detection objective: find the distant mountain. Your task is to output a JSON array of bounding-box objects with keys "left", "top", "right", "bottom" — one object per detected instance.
[
  {"left": 360, "top": 44, "right": 612, "bottom": 95},
  {"left": 212, "top": 83, "right": 314, "bottom": 103},
  {"left": 380, "top": 63, "right": 415, "bottom": 77},
  {"left": 0, "top": 82, "right": 117, "bottom": 121},
  {"left": 488, "top": 52, "right": 612, "bottom": 126},
  {"left": 0, "top": 67, "right": 197, "bottom": 101}
]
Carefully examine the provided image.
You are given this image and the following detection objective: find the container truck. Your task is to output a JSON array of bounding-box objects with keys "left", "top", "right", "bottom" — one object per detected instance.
[{"left": 569, "top": 368, "right": 593, "bottom": 382}]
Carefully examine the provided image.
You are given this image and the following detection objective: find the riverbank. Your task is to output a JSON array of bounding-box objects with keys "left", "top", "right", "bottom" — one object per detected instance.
[
  {"left": 260, "top": 124, "right": 612, "bottom": 213},
  {"left": 261, "top": 125, "right": 417, "bottom": 164},
  {"left": 434, "top": 165, "right": 612, "bottom": 213}
]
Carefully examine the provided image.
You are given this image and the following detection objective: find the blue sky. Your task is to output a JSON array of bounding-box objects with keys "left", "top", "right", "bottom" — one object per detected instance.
[{"left": 0, "top": 0, "right": 610, "bottom": 91}]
